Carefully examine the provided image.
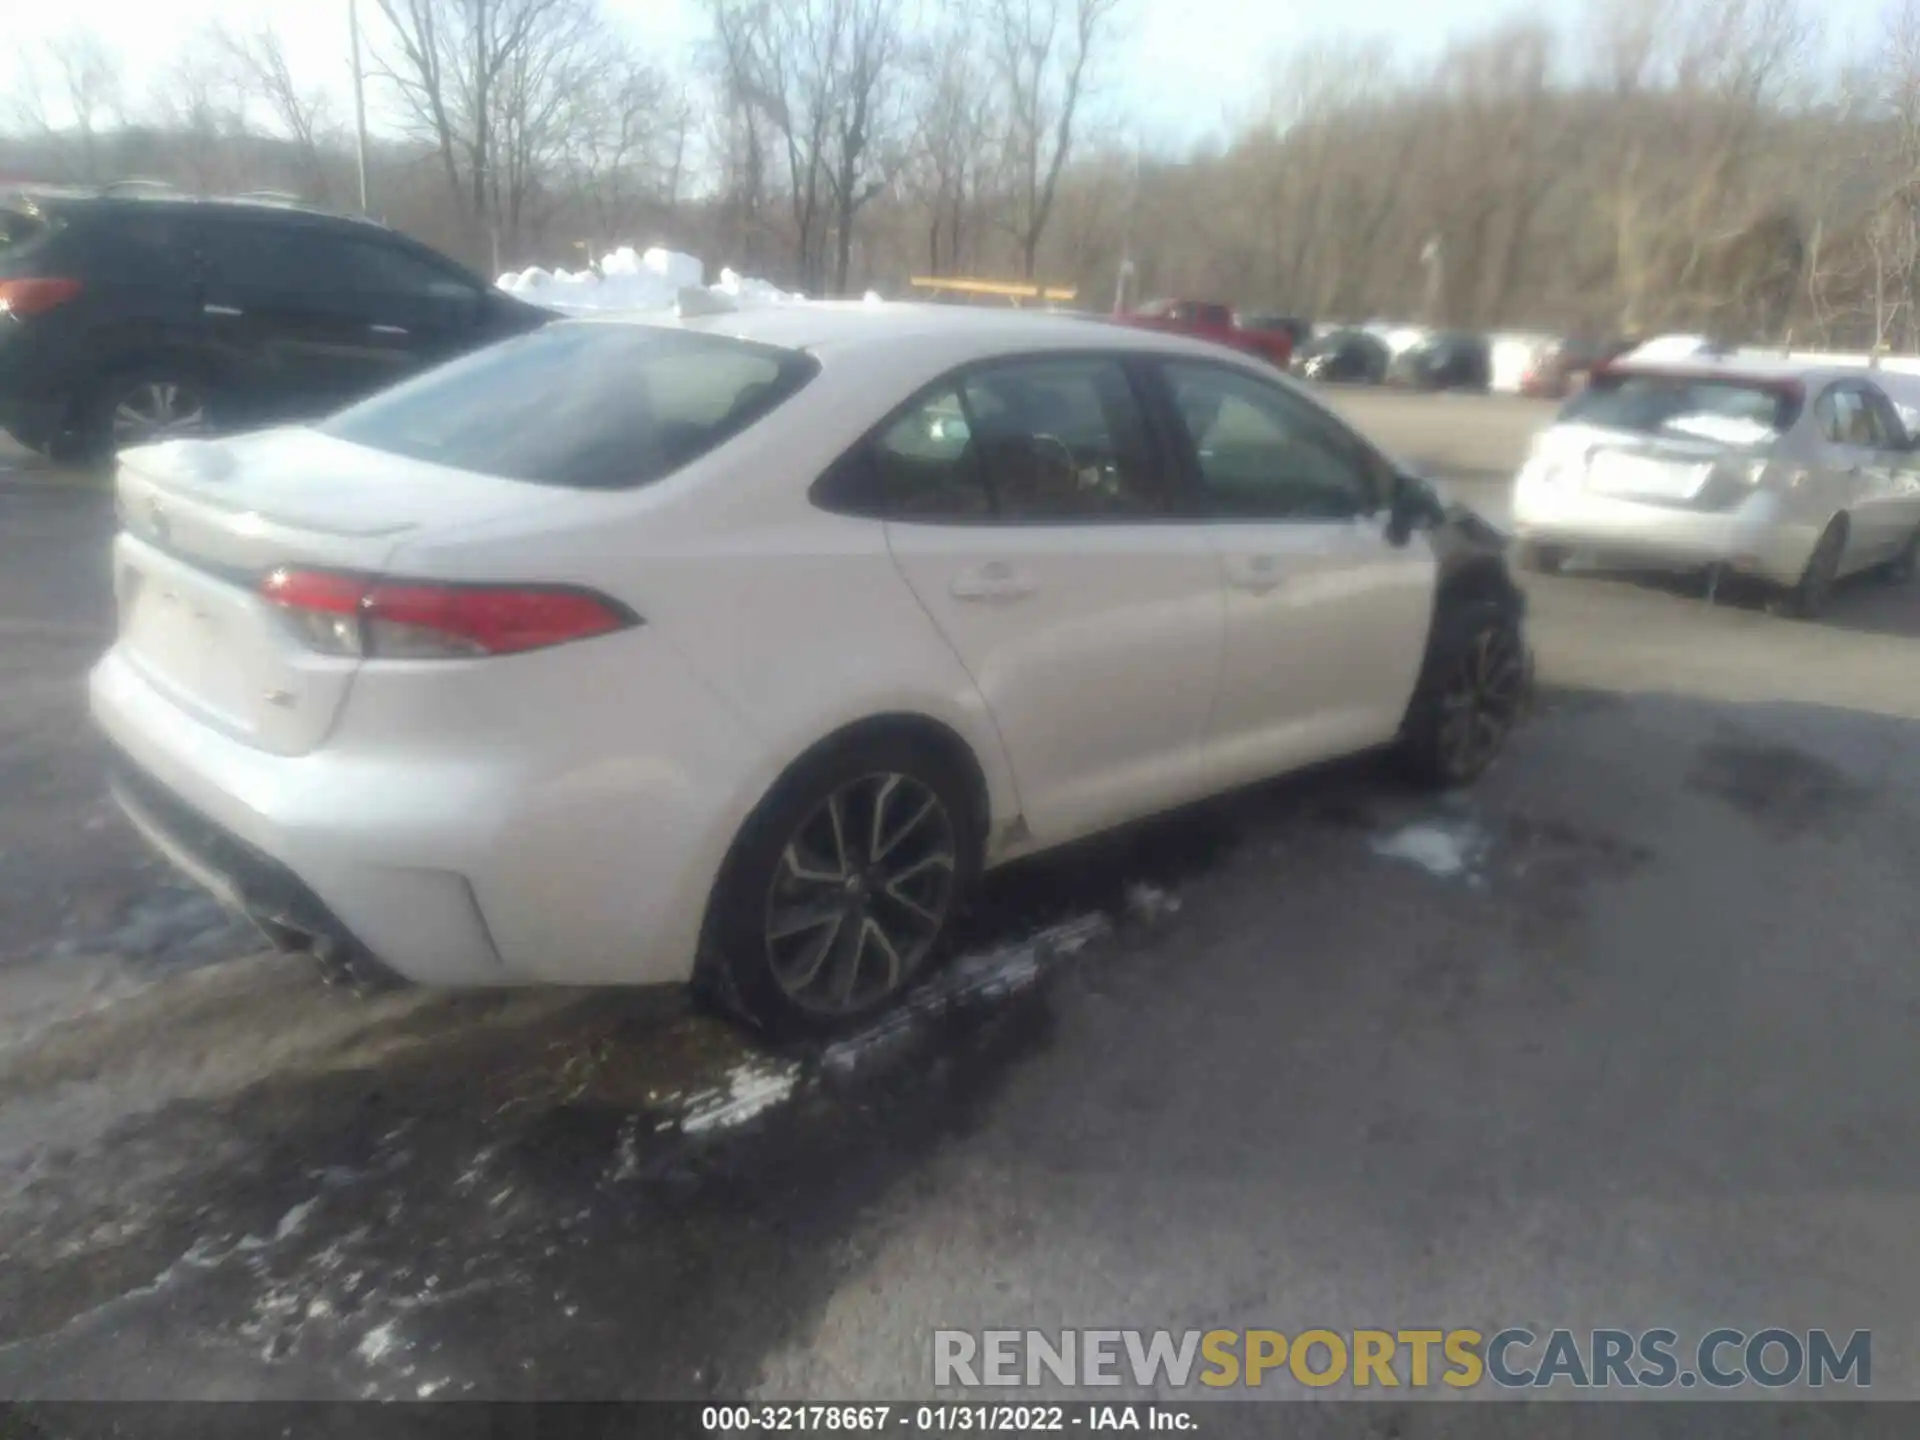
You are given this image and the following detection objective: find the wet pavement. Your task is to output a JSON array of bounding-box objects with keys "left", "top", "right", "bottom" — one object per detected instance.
[{"left": 2, "top": 402, "right": 1919, "bottom": 1406}]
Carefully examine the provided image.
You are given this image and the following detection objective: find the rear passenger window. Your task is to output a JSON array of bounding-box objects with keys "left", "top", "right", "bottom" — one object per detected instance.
[
  {"left": 1815, "top": 387, "right": 1890, "bottom": 448},
  {"left": 960, "top": 358, "right": 1162, "bottom": 519},
  {"left": 76, "top": 211, "right": 192, "bottom": 282},
  {"left": 871, "top": 387, "right": 991, "bottom": 519}
]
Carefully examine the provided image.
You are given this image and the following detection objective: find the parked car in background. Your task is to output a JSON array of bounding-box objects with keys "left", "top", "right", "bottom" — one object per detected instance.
[
  {"left": 1113, "top": 299, "right": 1294, "bottom": 367},
  {"left": 1237, "top": 313, "right": 1313, "bottom": 351},
  {"left": 1387, "top": 331, "right": 1493, "bottom": 391},
  {"left": 1519, "top": 335, "right": 1636, "bottom": 400},
  {"left": 1512, "top": 357, "right": 1920, "bottom": 616},
  {"left": 0, "top": 183, "right": 555, "bottom": 460},
  {"left": 93, "top": 306, "right": 1527, "bottom": 1033},
  {"left": 1292, "top": 327, "right": 1390, "bottom": 385}
]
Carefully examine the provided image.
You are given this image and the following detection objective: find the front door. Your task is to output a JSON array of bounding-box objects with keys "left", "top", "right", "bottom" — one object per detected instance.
[
  {"left": 1151, "top": 359, "right": 1436, "bottom": 789},
  {"left": 880, "top": 355, "right": 1225, "bottom": 846}
]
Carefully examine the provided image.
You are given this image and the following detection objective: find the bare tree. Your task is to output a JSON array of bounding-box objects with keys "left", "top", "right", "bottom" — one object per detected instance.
[
  {"left": 983, "top": 0, "right": 1120, "bottom": 278},
  {"left": 371, "top": 0, "right": 602, "bottom": 267},
  {"left": 145, "top": 31, "right": 248, "bottom": 193},
  {"left": 823, "top": 0, "right": 908, "bottom": 292},
  {"left": 216, "top": 24, "right": 339, "bottom": 201},
  {"left": 907, "top": 38, "right": 995, "bottom": 275},
  {"left": 43, "top": 29, "right": 124, "bottom": 181},
  {"left": 707, "top": 0, "right": 909, "bottom": 294}
]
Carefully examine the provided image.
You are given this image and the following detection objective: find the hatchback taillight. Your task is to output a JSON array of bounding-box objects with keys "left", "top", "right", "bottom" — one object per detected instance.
[
  {"left": 0, "top": 277, "right": 84, "bottom": 317},
  {"left": 259, "top": 568, "right": 637, "bottom": 659}
]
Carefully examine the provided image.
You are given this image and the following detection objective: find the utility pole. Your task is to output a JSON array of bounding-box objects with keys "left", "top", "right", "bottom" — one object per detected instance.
[
  {"left": 349, "top": 0, "right": 370, "bottom": 212},
  {"left": 1113, "top": 140, "right": 1141, "bottom": 315},
  {"left": 1420, "top": 235, "right": 1443, "bottom": 325}
]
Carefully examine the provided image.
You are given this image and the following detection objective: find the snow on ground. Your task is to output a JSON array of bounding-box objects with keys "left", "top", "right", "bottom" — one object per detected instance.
[{"left": 496, "top": 245, "right": 805, "bottom": 313}]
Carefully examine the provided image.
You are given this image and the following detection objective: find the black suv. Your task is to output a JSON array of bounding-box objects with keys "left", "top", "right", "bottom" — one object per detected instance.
[{"left": 0, "top": 186, "right": 554, "bottom": 459}]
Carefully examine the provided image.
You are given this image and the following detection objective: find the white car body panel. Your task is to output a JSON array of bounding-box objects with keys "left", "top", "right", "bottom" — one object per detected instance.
[
  {"left": 90, "top": 305, "right": 1469, "bottom": 989},
  {"left": 1204, "top": 514, "right": 1435, "bottom": 789},
  {"left": 886, "top": 519, "right": 1224, "bottom": 848}
]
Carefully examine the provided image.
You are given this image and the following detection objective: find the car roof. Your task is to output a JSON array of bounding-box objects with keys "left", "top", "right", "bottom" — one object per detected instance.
[
  {"left": 4, "top": 184, "right": 390, "bottom": 231},
  {"left": 570, "top": 302, "right": 1268, "bottom": 369},
  {"left": 1603, "top": 354, "right": 1884, "bottom": 388}
]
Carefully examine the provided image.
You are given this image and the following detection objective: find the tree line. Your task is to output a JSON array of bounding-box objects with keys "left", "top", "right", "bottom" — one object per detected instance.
[{"left": 7, "top": 0, "right": 1920, "bottom": 348}]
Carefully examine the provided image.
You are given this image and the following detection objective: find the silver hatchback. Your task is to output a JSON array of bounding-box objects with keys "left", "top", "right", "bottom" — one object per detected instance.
[{"left": 1510, "top": 358, "right": 1920, "bottom": 614}]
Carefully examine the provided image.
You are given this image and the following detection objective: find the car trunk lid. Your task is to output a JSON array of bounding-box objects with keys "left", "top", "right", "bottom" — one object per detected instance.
[{"left": 111, "top": 428, "right": 563, "bottom": 755}]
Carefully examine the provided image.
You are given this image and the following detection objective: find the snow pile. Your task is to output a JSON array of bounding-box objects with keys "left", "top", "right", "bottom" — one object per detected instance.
[{"left": 496, "top": 245, "right": 805, "bottom": 313}]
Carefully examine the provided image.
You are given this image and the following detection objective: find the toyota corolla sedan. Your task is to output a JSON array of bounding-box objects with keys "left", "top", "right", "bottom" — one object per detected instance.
[
  {"left": 1512, "top": 357, "right": 1920, "bottom": 615},
  {"left": 91, "top": 305, "right": 1528, "bottom": 1033}
]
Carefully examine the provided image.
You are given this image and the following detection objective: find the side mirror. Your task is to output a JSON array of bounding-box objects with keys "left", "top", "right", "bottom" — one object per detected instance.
[{"left": 1385, "top": 470, "right": 1446, "bottom": 546}]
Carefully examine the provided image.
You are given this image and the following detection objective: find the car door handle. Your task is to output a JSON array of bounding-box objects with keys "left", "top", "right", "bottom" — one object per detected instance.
[
  {"left": 1226, "top": 555, "right": 1285, "bottom": 593},
  {"left": 369, "top": 323, "right": 410, "bottom": 336},
  {"left": 203, "top": 303, "right": 243, "bottom": 317},
  {"left": 950, "top": 562, "right": 1036, "bottom": 602}
]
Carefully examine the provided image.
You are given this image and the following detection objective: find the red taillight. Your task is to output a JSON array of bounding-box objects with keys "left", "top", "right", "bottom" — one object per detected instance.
[
  {"left": 259, "top": 568, "right": 636, "bottom": 659},
  {"left": 0, "top": 277, "right": 84, "bottom": 317}
]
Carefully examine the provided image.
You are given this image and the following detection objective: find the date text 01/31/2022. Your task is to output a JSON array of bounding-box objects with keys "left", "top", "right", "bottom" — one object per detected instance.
[{"left": 701, "top": 1405, "right": 1197, "bottom": 1431}]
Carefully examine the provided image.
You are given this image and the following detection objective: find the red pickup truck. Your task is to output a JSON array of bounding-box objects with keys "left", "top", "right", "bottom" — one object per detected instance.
[{"left": 1112, "top": 299, "right": 1295, "bottom": 367}]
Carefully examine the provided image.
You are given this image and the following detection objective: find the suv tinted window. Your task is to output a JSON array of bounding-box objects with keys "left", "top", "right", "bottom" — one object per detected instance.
[
  {"left": 960, "top": 357, "right": 1163, "bottom": 519},
  {"left": 1163, "top": 360, "right": 1380, "bottom": 519},
  {"left": 341, "top": 238, "right": 479, "bottom": 298},
  {"left": 321, "top": 324, "right": 817, "bottom": 489},
  {"left": 198, "top": 220, "right": 476, "bottom": 299},
  {"left": 67, "top": 207, "right": 192, "bottom": 281}
]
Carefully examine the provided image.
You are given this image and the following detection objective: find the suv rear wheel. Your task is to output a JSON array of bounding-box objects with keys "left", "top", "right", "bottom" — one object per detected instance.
[{"left": 77, "top": 370, "right": 214, "bottom": 461}]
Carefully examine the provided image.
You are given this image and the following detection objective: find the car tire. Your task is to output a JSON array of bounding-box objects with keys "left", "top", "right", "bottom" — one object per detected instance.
[
  {"left": 697, "top": 731, "right": 981, "bottom": 1038},
  {"left": 1517, "top": 541, "right": 1569, "bottom": 575},
  {"left": 76, "top": 368, "right": 216, "bottom": 463},
  {"left": 1397, "top": 598, "right": 1529, "bottom": 790},
  {"left": 1883, "top": 527, "right": 1919, "bottom": 584},
  {"left": 1771, "top": 515, "right": 1848, "bottom": 619}
]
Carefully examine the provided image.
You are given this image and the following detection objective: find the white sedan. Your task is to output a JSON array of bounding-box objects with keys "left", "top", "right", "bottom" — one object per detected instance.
[{"left": 90, "top": 305, "right": 1529, "bottom": 1032}]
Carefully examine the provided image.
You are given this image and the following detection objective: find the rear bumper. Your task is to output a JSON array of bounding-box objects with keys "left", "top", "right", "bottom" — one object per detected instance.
[
  {"left": 1510, "top": 475, "right": 1818, "bottom": 587},
  {"left": 92, "top": 649, "right": 515, "bottom": 986}
]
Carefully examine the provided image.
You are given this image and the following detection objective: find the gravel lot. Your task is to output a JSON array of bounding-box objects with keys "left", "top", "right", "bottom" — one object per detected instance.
[{"left": 1, "top": 393, "right": 1916, "bottom": 1417}]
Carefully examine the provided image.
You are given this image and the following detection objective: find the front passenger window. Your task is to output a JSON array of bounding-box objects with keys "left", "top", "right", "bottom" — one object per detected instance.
[{"left": 1163, "top": 361, "right": 1380, "bottom": 521}]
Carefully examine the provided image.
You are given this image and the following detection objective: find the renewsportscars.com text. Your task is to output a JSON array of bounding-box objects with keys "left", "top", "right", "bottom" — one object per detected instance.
[{"left": 933, "top": 1328, "right": 1871, "bottom": 1391}]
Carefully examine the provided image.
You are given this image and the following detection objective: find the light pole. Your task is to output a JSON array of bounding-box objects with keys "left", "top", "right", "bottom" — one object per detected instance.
[{"left": 349, "top": 0, "right": 370, "bottom": 212}]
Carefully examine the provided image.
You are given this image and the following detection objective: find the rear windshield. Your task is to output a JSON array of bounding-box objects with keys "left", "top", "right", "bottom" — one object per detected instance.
[
  {"left": 321, "top": 323, "right": 819, "bottom": 489},
  {"left": 1560, "top": 371, "right": 1800, "bottom": 443}
]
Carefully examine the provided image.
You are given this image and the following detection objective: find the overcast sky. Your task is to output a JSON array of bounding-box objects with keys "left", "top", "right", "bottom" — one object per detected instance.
[{"left": 6, "top": 0, "right": 1900, "bottom": 153}]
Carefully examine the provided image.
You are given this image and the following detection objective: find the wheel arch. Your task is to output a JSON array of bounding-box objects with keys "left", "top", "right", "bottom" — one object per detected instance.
[
  {"left": 63, "top": 347, "right": 237, "bottom": 433},
  {"left": 691, "top": 708, "right": 998, "bottom": 1020}
]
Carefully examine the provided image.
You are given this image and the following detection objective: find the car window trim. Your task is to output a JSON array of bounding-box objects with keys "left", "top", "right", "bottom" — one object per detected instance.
[
  {"left": 1141, "top": 356, "right": 1393, "bottom": 524},
  {"left": 810, "top": 347, "right": 1194, "bottom": 528}
]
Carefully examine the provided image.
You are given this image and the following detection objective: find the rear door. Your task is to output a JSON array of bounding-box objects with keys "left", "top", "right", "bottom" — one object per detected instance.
[
  {"left": 1810, "top": 383, "right": 1896, "bottom": 566},
  {"left": 877, "top": 354, "right": 1226, "bottom": 846},
  {"left": 1151, "top": 358, "right": 1435, "bottom": 787},
  {"left": 195, "top": 216, "right": 452, "bottom": 422}
]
